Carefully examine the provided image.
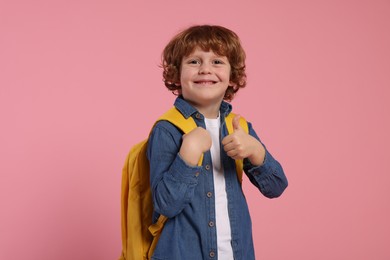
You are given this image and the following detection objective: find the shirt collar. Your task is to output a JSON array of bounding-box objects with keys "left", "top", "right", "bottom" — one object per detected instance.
[{"left": 174, "top": 96, "right": 233, "bottom": 119}]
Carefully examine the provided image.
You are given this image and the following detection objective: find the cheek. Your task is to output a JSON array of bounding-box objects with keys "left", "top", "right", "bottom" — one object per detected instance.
[
  {"left": 224, "top": 70, "right": 232, "bottom": 82},
  {"left": 180, "top": 68, "right": 194, "bottom": 83}
]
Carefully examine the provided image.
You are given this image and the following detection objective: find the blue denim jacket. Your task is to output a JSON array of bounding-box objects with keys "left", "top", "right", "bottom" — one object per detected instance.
[{"left": 147, "top": 97, "right": 288, "bottom": 260}]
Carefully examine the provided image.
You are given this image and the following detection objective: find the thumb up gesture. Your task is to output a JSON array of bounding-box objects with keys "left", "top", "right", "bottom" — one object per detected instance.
[{"left": 222, "top": 115, "right": 266, "bottom": 166}]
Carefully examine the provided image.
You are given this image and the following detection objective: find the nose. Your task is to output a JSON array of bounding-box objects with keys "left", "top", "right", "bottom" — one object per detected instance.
[{"left": 199, "top": 62, "right": 211, "bottom": 74}]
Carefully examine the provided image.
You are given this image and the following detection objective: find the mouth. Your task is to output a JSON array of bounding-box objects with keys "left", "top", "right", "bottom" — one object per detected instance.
[{"left": 193, "top": 80, "right": 217, "bottom": 85}]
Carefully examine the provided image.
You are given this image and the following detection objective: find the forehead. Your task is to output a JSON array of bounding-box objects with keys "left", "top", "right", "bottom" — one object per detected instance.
[
  {"left": 185, "top": 47, "right": 227, "bottom": 58},
  {"left": 184, "top": 44, "right": 228, "bottom": 58}
]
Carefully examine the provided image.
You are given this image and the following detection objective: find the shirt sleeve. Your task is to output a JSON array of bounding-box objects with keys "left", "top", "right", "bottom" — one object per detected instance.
[
  {"left": 147, "top": 121, "right": 202, "bottom": 218},
  {"left": 243, "top": 122, "right": 288, "bottom": 198}
]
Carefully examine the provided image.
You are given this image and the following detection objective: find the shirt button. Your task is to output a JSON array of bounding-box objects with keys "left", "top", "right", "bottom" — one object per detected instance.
[
  {"left": 209, "top": 251, "right": 215, "bottom": 258},
  {"left": 205, "top": 164, "right": 211, "bottom": 170},
  {"left": 208, "top": 221, "right": 214, "bottom": 227},
  {"left": 206, "top": 192, "right": 212, "bottom": 198},
  {"left": 195, "top": 113, "right": 201, "bottom": 119}
]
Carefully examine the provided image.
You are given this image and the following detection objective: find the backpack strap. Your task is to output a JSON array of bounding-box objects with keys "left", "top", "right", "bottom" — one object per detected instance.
[
  {"left": 225, "top": 113, "right": 249, "bottom": 184},
  {"left": 158, "top": 107, "right": 198, "bottom": 134}
]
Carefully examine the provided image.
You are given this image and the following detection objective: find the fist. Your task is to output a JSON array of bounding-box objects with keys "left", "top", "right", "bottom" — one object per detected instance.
[
  {"left": 180, "top": 127, "right": 211, "bottom": 166},
  {"left": 182, "top": 127, "right": 212, "bottom": 153}
]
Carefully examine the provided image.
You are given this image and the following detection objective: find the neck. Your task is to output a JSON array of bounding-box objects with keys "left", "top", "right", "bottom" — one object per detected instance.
[
  {"left": 181, "top": 95, "right": 223, "bottom": 119},
  {"left": 197, "top": 103, "right": 221, "bottom": 119}
]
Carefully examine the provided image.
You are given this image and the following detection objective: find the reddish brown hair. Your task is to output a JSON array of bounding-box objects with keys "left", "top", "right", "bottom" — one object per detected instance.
[{"left": 161, "top": 25, "right": 247, "bottom": 101}]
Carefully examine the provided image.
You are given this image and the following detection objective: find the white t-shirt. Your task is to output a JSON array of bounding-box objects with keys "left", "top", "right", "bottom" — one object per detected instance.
[{"left": 205, "top": 116, "right": 234, "bottom": 260}]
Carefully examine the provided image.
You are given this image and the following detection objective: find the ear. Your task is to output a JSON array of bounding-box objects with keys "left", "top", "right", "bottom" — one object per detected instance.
[
  {"left": 175, "top": 84, "right": 182, "bottom": 96},
  {"left": 229, "top": 81, "right": 237, "bottom": 89}
]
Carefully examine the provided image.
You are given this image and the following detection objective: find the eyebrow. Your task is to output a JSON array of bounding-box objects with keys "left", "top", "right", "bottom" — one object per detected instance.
[{"left": 184, "top": 53, "right": 228, "bottom": 59}]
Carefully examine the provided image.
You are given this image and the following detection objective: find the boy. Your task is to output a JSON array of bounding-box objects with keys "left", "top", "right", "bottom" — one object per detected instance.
[{"left": 147, "top": 25, "right": 288, "bottom": 260}]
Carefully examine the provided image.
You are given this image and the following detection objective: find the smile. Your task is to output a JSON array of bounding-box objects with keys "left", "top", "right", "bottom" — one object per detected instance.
[{"left": 193, "top": 80, "right": 217, "bottom": 85}]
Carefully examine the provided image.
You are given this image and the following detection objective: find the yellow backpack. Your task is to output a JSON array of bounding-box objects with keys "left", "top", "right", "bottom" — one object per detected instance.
[{"left": 119, "top": 107, "right": 248, "bottom": 260}]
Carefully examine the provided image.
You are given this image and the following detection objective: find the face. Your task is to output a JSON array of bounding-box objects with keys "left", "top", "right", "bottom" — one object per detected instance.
[{"left": 179, "top": 48, "right": 233, "bottom": 113}]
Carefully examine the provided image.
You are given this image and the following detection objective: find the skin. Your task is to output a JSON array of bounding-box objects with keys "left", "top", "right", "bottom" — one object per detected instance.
[{"left": 177, "top": 47, "right": 265, "bottom": 167}]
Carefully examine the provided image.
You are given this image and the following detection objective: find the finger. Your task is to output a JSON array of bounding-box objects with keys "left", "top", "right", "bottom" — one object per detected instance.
[
  {"left": 221, "top": 135, "right": 233, "bottom": 146},
  {"left": 227, "top": 149, "right": 246, "bottom": 160},
  {"left": 223, "top": 142, "right": 235, "bottom": 153},
  {"left": 226, "top": 149, "right": 238, "bottom": 158},
  {"left": 232, "top": 114, "right": 241, "bottom": 132}
]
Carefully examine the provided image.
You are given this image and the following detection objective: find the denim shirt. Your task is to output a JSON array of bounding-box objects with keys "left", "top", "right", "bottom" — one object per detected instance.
[{"left": 147, "top": 97, "right": 288, "bottom": 260}]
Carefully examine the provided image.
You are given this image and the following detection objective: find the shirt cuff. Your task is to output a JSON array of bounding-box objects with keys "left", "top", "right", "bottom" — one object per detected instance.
[{"left": 245, "top": 149, "right": 270, "bottom": 175}]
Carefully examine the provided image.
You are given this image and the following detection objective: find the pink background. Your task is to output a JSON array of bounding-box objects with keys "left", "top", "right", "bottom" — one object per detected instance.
[{"left": 1, "top": 0, "right": 389, "bottom": 259}]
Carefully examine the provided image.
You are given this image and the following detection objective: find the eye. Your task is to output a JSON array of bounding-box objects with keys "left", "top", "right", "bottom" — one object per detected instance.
[
  {"left": 213, "top": 59, "right": 224, "bottom": 65},
  {"left": 187, "top": 59, "right": 200, "bottom": 64}
]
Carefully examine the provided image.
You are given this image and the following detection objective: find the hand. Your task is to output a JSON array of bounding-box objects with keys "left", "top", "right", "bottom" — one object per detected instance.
[
  {"left": 179, "top": 127, "right": 212, "bottom": 166},
  {"left": 222, "top": 115, "right": 266, "bottom": 166}
]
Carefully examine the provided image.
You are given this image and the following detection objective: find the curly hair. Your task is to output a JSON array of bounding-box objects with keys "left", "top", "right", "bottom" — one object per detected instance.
[{"left": 161, "top": 25, "right": 247, "bottom": 101}]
